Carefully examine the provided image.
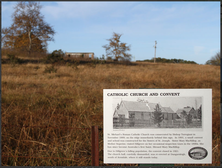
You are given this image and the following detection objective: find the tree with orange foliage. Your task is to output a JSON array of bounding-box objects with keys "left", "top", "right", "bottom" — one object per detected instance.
[
  {"left": 14, "top": 33, "right": 46, "bottom": 53},
  {"left": 102, "top": 32, "right": 131, "bottom": 61},
  {"left": 2, "top": 2, "right": 55, "bottom": 56}
]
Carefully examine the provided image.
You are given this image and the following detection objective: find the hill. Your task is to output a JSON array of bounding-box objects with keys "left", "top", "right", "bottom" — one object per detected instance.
[{"left": 1, "top": 62, "right": 220, "bottom": 166}]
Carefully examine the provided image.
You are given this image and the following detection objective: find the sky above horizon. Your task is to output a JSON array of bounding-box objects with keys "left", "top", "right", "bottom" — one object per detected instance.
[{"left": 1, "top": 1, "right": 220, "bottom": 64}]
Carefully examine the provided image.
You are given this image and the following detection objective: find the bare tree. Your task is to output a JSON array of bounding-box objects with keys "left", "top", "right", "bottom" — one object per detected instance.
[
  {"left": 102, "top": 32, "right": 131, "bottom": 61},
  {"left": 2, "top": 1, "right": 55, "bottom": 56},
  {"left": 205, "top": 52, "right": 220, "bottom": 66}
]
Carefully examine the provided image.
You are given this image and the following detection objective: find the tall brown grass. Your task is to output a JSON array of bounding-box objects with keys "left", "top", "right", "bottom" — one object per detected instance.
[{"left": 1, "top": 61, "right": 220, "bottom": 166}]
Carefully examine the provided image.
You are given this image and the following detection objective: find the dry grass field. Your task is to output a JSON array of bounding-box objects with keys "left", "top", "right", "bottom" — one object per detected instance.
[{"left": 1, "top": 61, "right": 220, "bottom": 166}]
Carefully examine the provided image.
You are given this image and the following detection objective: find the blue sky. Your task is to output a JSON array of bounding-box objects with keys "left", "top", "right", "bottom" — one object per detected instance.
[{"left": 1, "top": 1, "right": 220, "bottom": 64}]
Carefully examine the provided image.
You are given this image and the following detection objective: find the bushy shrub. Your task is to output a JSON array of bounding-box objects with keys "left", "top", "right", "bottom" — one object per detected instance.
[
  {"left": 66, "top": 60, "right": 79, "bottom": 70},
  {"left": 45, "top": 49, "right": 64, "bottom": 63},
  {"left": 106, "top": 56, "right": 112, "bottom": 61},
  {"left": 92, "top": 58, "right": 100, "bottom": 64},
  {"left": 7, "top": 54, "right": 22, "bottom": 64},
  {"left": 119, "top": 57, "right": 132, "bottom": 65},
  {"left": 206, "top": 52, "right": 220, "bottom": 66}
]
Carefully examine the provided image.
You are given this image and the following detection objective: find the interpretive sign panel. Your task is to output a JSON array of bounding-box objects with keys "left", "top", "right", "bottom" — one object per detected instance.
[{"left": 103, "top": 89, "right": 212, "bottom": 164}]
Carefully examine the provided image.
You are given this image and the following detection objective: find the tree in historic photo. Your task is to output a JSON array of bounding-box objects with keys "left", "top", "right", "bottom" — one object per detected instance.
[
  {"left": 152, "top": 104, "right": 164, "bottom": 127},
  {"left": 197, "top": 105, "right": 202, "bottom": 122},
  {"left": 180, "top": 110, "right": 188, "bottom": 126},
  {"left": 186, "top": 113, "right": 193, "bottom": 125}
]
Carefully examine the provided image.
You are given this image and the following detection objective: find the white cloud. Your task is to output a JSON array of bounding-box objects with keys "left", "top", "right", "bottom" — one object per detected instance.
[
  {"left": 41, "top": 2, "right": 127, "bottom": 20},
  {"left": 194, "top": 46, "right": 204, "bottom": 55}
]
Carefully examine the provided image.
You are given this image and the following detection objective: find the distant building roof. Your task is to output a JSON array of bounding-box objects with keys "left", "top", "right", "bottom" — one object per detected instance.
[
  {"left": 176, "top": 109, "right": 184, "bottom": 114},
  {"left": 65, "top": 52, "right": 94, "bottom": 54},
  {"left": 162, "top": 107, "right": 175, "bottom": 113},
  {"left": 121, "top": 101, "right": 175, "bottom": 113},
  {"left": 113, "top": 110, "right": 119, "bottom": 117},
  {"left": 176, "top": 106, "right": 195, "bottom": 115}
]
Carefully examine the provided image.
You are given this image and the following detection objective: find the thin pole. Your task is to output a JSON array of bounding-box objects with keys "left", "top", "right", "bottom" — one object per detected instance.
[
  {"left": 154, "top": 41, "right": 157, "bottom": 63},
  {"left": 91, "top": 126, "right": 99, "bottom": 166}
]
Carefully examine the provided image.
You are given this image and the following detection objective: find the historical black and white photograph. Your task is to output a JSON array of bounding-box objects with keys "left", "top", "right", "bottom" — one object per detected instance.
[
  {"left": 103, "top": 89, "right": 212, "bottom": 164},
  {"left": 112, "top": 97, "right": 202, "bottom": 129}
]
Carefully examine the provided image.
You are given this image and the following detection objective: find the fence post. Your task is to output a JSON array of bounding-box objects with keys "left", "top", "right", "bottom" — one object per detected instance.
[{"left": 91, "top": 126, "right": 99, "bottom": 166}]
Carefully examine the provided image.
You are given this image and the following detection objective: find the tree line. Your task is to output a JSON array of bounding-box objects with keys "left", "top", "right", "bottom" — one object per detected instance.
[{"left": 137, "top": 57, "right": 197, "bottom": 64}]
